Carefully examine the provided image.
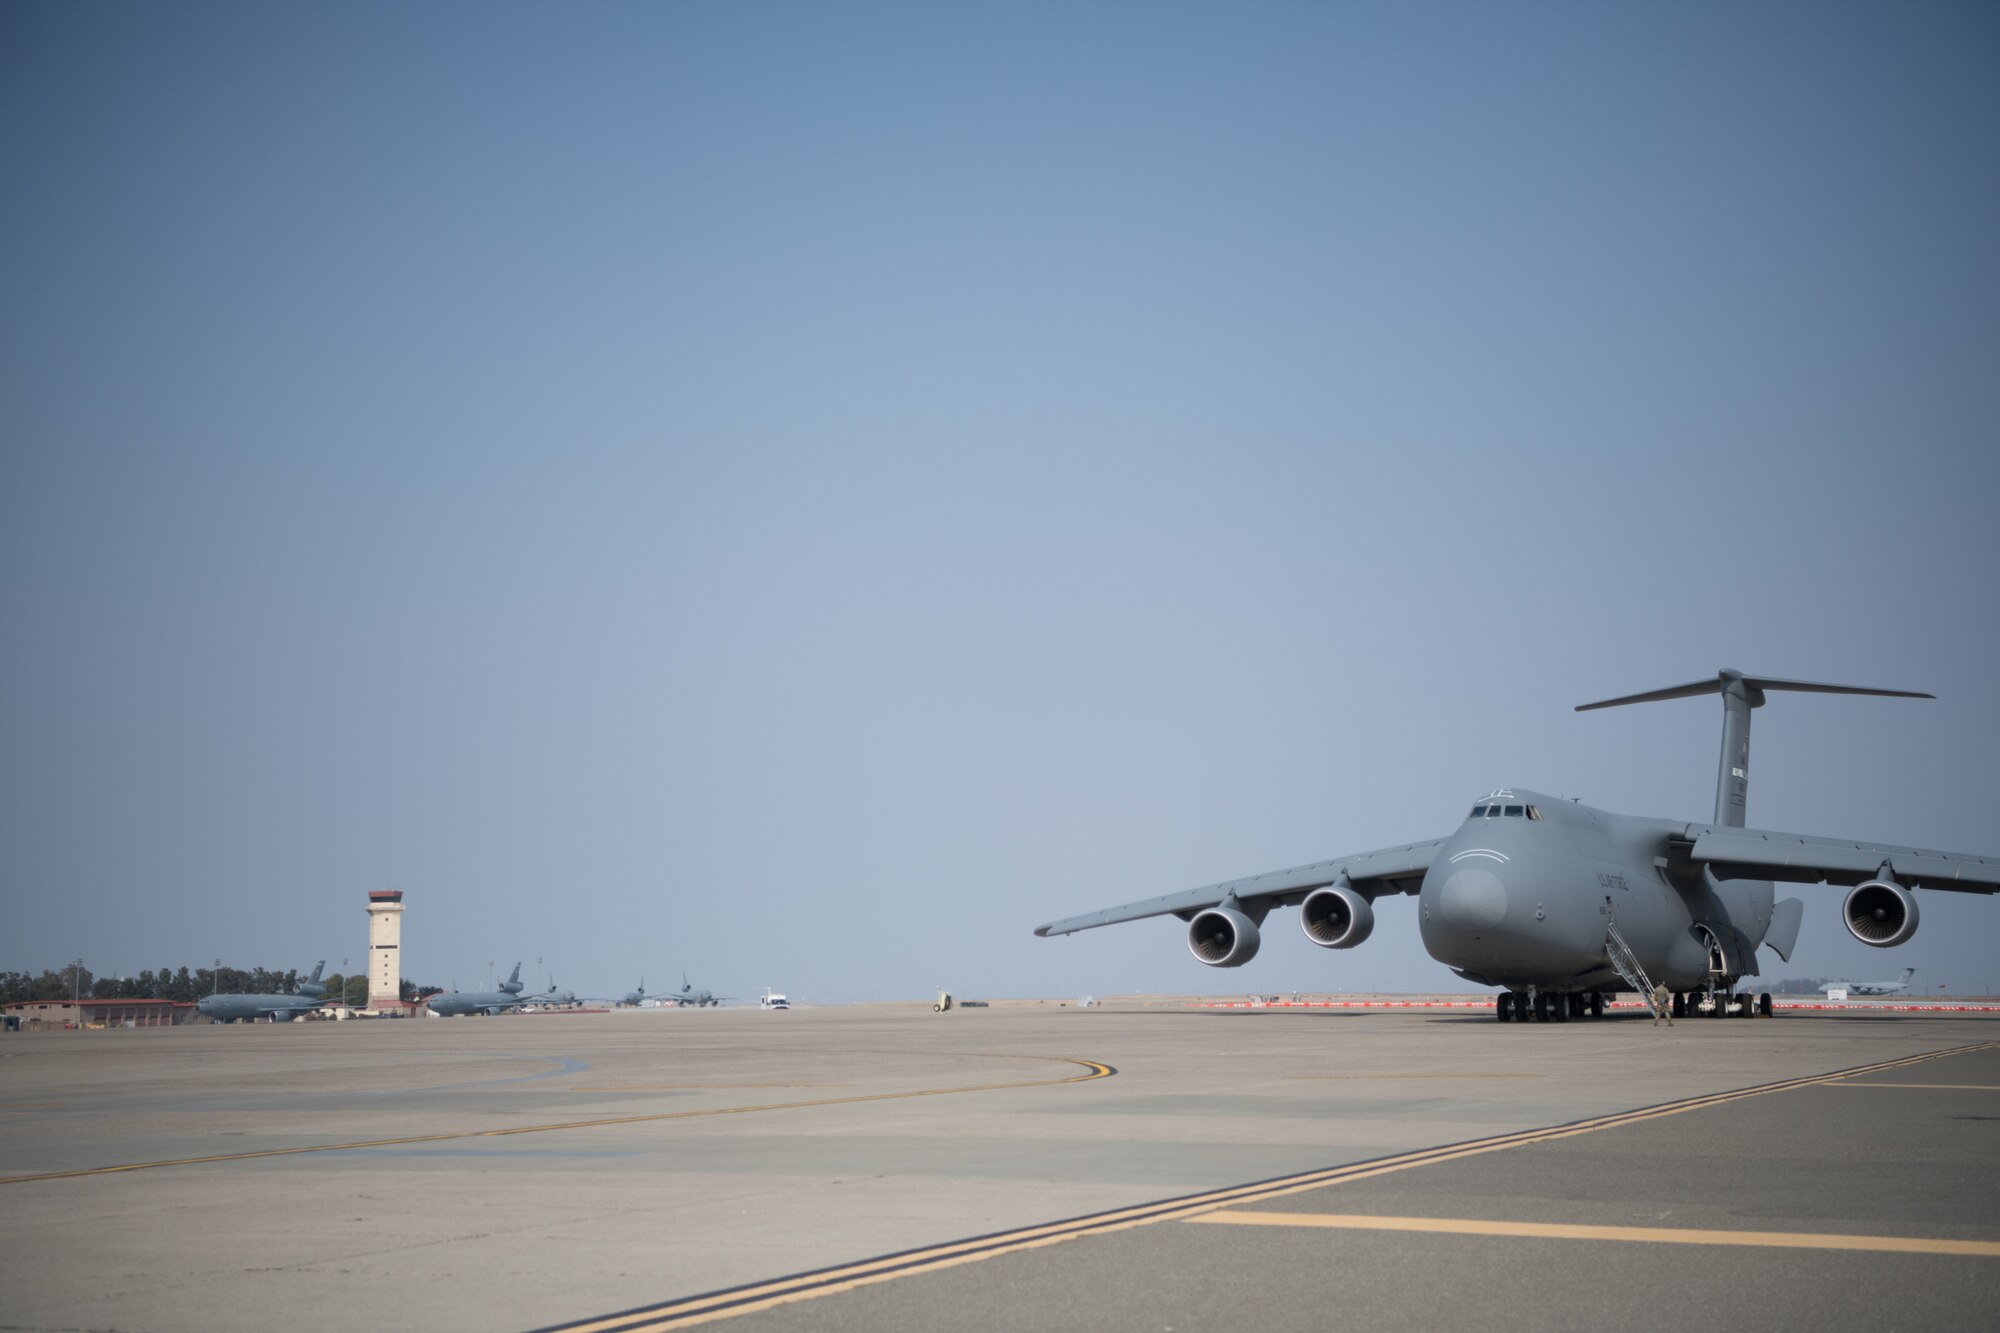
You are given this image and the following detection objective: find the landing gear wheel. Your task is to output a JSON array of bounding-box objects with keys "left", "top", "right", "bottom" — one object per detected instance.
[
  {"left": 1671, "top": 992, "right": 1686, "bottom": 1019},
  {"left": 1534, "top": 992, "right": 1552, "bottom": 1023},
  {"left": 1497, "top": 994, "right": 1511, "bottom": 1022},
  {"left": 1759, "top": 992, "right": 1773, "bottom": 1017},
  {"left": 1589, "top": 992, "right": 1605, "bottom": 1019},
  {"left": 1553, "top": 994, "right": 1570, "bottom": 1023}
]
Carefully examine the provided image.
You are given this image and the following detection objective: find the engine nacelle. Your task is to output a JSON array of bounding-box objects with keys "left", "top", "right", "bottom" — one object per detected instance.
[
  {"left": 1844, "top": 879, "right": 1919, "bottom": 948},
  {"left": 1187, "top": 906, "right": 1261, "bottom": 967},
  {"left": 1300, "top": 885, "right": 1374, "bottom": 949}
]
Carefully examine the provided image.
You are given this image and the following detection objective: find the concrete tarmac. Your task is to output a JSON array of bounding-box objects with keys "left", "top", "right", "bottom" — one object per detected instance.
[{"left": 1, "top": 1002, "right": 1995, "bottom": 1333}]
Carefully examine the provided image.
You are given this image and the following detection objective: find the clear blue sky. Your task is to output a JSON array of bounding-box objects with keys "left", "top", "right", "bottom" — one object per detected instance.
[{"left": 4, "top": 2, "right": 1996, "bottom": 1001}]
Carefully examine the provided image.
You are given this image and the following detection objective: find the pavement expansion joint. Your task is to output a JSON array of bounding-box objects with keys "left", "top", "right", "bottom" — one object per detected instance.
[
  {"left": 530, "top": 1038, "right": 2000, "bottom": 1333},
  {"left": 0, "top": 1055, "right": 1117, "bottom": 1186}
]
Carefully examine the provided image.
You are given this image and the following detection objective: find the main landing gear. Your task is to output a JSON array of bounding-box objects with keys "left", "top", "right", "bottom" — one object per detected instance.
[{"left": 1496, "top": 988, "right": 1765, "bottom": 1023}]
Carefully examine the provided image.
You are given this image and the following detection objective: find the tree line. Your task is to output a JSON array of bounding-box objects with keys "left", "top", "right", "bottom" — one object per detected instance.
[{"left": 0, "top": 963, "right": 430, "bottom": 1006}]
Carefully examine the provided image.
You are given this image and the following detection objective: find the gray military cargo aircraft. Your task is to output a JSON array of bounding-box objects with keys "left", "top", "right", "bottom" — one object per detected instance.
[
  {"left": 1036, "top": 671, "right": 2000, "bottom": 1023},
  {"left": 426, "top": 962, "right": 529, "bottom": 1017},
  {"left": 197, "top": 962, "right": 330, "bottom": 1022},
  {"left": 622, "top": 978, "right": 649, "bottom": 1006},
  {"left": 1819, "top": 966, "right": 1917, "bottom": 998},
  {"left": 667, "top": 973, "right": 733, "bottom": 1007},
  {"left": 525, "top": 975, "right": 578, "bottom": 1007}
]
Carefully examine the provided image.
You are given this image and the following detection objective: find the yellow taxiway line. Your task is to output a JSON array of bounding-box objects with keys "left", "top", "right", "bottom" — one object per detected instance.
[
  {"left": 1824, "top": 1081, "right": 1999, "bottom": 1091},
  {"left": 1186, "top": 1210, "right": 2000, "bottom": 1257}
]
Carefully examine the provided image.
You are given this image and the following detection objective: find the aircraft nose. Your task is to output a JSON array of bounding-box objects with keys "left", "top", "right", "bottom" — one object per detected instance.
[{"left": 1436, "top": 863, "right": 1508, "bottom": 930}]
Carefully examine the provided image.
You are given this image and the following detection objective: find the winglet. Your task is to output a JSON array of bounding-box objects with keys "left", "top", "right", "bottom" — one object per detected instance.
[{"left": 1764, "top": 897, "right": 1803, "bottom": 962}]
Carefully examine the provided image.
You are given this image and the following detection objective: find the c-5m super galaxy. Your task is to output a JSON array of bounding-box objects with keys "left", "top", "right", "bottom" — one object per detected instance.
[
  {"left": 1036, "top": 671, "right": 2000, "bottom": 1023},
  {"left": 1820, "top": 966, "right": 1917, "bottom": 998}
]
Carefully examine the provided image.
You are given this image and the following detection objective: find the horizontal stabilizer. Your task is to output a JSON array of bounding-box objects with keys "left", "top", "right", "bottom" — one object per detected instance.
[{"left": 1577, "top": 671, "right": 1932, "bottom": 712}]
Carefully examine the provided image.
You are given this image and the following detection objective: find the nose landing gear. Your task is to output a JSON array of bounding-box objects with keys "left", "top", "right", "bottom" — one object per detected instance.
[
  {"left": 1498, "top": 989, "right": 1610, "bottom": 1023},
  {"left": 1678, "top": 987, "right": 1776, "bottom": 1017}
]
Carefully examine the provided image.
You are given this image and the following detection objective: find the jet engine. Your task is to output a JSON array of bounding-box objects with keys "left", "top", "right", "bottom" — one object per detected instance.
[
  {"left": 1300, "top": 885, "right": 1374, "bottom": 949},
  {"left": 1844, "top": 878, "right": 1919, "bottom": 948},
  {"left": 1187, "top": 906, "right": 1261, "bottom": 967}
]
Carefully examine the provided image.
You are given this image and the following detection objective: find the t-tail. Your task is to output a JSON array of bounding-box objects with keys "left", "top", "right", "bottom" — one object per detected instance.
[
  {"left": 298, "top": 961, "right": 327, "bottom": 998},
  {"left": 1576, "top": 669, "right": 1933, "bottom": 827}
]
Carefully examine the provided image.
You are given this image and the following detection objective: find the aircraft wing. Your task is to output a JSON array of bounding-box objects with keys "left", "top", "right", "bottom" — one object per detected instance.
[
  {"left": 1034, "top": 839, "right": 1445, "bottom": 937},
  {"left": 1678, "top": 825, "right": 2000, "bottom": 893}
]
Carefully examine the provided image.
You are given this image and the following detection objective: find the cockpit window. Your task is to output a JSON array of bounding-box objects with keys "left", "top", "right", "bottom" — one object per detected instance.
[
  {"left": 1526, "top": 805, "right": 1541, "bottom": 820},
  {"left": 1504, "top": 805, "right": 1523, "bottom": 817}
]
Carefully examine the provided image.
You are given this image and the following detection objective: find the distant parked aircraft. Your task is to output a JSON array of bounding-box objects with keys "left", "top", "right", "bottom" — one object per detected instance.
[
  {"left": 622, "top": 978, "right": 649, "bottom": 1006},
  {"left": 526, "top": 976, "right": 577, "bottom": 1007},
  {"left": 197, "top": 964, "right": 330, "bottom": 1022},
  {"left": 1821, "top": 967, "right": 1917, "bottom": 997},
  {"left": 427, "top": 963, "right": 529, "bottom": 1017},
  {"left": 668, "top": 973, "right": 732, "bottom": 1007}
]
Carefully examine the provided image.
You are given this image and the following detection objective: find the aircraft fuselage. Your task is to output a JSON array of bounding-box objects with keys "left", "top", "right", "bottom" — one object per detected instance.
[
  {"left": 425, "top": 991, "right": 523, "bottom": 1016},
  {"left": 197, "top": 994, "right": 327, "bottom": 1022},
  {"left": 1418, "top": 789, "right": 1768, "bottom": 994}
]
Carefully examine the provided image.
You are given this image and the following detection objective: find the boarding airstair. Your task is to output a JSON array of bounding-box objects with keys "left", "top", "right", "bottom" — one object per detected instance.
[{"left": 1604, "top": 919, "right": 1665, "bottom": 1020}]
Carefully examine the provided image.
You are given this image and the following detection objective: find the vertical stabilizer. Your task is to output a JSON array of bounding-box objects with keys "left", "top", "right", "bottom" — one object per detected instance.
[{"left": 1576, "top": 670, "right": 1933, "bottom": 827}]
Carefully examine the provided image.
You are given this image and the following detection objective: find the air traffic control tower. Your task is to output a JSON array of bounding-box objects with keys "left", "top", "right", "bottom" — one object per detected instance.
[{"left": 365, "top": 890, "right": 405, "bottom": 1011}]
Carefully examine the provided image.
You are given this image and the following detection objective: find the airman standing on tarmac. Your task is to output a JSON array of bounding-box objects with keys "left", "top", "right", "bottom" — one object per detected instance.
[{"left": 1651, "top": 983, "right": 1674, "bottom": 1026}]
